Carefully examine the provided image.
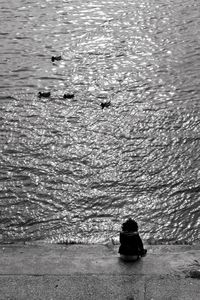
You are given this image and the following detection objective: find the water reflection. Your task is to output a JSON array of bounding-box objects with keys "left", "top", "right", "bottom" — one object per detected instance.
[{"left": 0, "top": 0, "right": 199, "bottom": 244}]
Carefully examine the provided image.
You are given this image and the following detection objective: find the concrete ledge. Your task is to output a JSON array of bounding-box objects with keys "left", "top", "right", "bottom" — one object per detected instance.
[{"left": 0, "top": 243, "right": 199, "bottom": 299}]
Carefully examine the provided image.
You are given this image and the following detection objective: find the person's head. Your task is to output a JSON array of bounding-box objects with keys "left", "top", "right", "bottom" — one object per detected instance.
[{"left": 122, "top": 218, "right": 138, "bottom": 232}]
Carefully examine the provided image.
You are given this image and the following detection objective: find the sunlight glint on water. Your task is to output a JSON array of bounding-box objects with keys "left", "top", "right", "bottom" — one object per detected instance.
[{"left": 0, "top": 0, "right": 199, "bottom": 244}]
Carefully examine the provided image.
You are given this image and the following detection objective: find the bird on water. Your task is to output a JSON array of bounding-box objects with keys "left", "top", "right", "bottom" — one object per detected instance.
[
  {"left": 38, "top": 91, "right": 51, "bottom": 98},
  {"left": 63, "top": 93, "right": 74, "bottom": 99},
  {"left": 100, "top": 101, "right": 111, "bottom": 109},
  {"left": 51, "top": 55, "right": 62, "bottom": 62}
]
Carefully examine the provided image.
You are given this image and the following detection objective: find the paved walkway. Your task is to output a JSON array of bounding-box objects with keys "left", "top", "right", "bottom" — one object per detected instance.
[{"left": 0, "top": 243, "right": 200, "bottom": 299}]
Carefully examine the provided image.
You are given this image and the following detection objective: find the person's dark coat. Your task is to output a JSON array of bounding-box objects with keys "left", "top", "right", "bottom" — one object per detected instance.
[{"left": 118, "top": 231, "right": 145, "bottom": 256}]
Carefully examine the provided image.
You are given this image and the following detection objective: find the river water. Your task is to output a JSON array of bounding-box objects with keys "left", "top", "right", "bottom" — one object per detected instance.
[{"left": 0, "top": 0, "right": 199, "bottom": 244}]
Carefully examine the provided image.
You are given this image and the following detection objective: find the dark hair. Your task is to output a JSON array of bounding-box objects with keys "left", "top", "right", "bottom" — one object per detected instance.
[{"left": 122, "top": 218, "right": 138, "bottom": 232}]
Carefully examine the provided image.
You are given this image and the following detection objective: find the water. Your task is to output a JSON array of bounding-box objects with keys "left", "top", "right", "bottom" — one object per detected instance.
[{"left": 0, "top": 0, "right": 199, "bottom": 244}]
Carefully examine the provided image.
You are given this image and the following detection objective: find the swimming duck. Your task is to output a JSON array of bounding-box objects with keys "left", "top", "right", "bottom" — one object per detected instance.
[
  {"left": 38, "top": 91, "right": 51, "bottom": 98},
  {"left": 100, "top": 101, "right": 111, "bottom": 109},
  {"left": 63, "top": 93, "right": 74, "bottom": 99},
  {"left": 51, "top": 55, "right": 62, "bottom": 62}
]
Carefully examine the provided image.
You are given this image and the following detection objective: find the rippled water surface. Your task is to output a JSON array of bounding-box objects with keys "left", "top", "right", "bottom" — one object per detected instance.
[{"left": 0, "top": 0, "right": 200, "bottom": 244}]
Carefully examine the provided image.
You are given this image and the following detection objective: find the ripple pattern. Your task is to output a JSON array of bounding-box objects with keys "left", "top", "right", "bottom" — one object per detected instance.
[{"left": 0, "top": 0, "right": 200, "bottom": 244}]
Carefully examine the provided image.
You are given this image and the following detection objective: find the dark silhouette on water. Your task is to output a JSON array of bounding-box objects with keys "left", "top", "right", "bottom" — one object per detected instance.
[
  {"left": 51, "top": 55, "right": 62, "bottom": 62},
  {"left": 38, "top": 91, "right": 51, "bottom": 98},
  {"left": 63, "top": 93, "right": 74, "bottom": 99},
  {"left": 100, "top": 101, "right": 111, "bottom": 109},
  {"left": 119, "top": 218, "right": 147, "bottom": 261}
]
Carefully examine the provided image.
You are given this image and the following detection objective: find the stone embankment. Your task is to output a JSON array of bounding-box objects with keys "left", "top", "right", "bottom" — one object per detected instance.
[{"left": 0, "top": 243, "right": 200, "bottom": 299}]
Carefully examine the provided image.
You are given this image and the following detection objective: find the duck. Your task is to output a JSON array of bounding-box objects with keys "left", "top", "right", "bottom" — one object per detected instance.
[
  {"left": 63, "top": 93, "right": 74, "bottom": 99},
  {"left": 51, "top": 55, "right": 62, "bottom": 62},
  {"left": 38, "top": 91, "right": 51, "bottom": 98},
  {"left": 100, "top": 101, "right": 111, "bottom": 109}
]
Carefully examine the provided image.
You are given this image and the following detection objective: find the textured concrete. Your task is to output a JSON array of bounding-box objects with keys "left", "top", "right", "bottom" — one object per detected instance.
[
  {"left": 145, "top": 277, "right": 200, "bottom": 300},
  {"left": 0, "top": 243, "right": 199, "bottom": 299},
  {"left": 0, "top": 275, "right": 145, "bottom": 300}
]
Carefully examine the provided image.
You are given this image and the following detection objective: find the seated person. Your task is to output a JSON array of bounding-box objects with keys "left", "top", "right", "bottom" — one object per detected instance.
[{"left": 119, "top": 218, "right": 147, "bottom": 261}]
